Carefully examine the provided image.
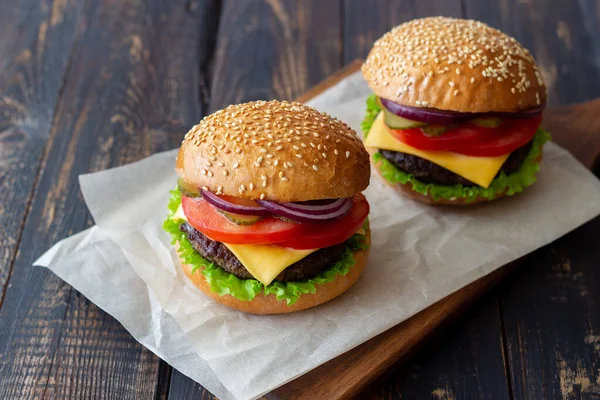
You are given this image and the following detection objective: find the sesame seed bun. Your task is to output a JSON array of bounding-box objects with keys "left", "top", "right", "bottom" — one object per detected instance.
[
  {"left": 177, "top": 100, "right": 370, "bottom": 202},
  {"left": 177, "top": 228, "right": 370, "bottom": 314},
  {"left": 361, "top": 17, "right": 547, "bottom": 113}
]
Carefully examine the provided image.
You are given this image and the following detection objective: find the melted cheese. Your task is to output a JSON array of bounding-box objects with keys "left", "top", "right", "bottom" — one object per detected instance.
[
  {"left": 173, "top": 204, "right": 318, "bottom": 285},
  {"left": 364, "top": 113, "right": 509, "bottom": 188}
]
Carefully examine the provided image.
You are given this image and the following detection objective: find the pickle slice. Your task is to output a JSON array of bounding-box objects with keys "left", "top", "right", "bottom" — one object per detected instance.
[
  {"left": 177, "top": 178, "right": 201, "bottom": 197},
  {"left": 218, "top": 210, "right": 263, "bottom": 225},
  {"left": 420, "top": 125, "right": 449, "bottom": 136},
  {"left": 382, "top": 109, "right": 427, "bottom": 129},
  {"left": 471, "top": 117, "right": 503, "bottom": 128}
]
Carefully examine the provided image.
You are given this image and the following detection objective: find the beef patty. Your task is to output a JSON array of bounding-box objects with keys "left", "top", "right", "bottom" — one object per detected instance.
[
  {"left": 379, "top": 140, "right": 533, "bottom": 186},
  {"left": 180, "top": 222, "right": 346, "bottom": 282}
]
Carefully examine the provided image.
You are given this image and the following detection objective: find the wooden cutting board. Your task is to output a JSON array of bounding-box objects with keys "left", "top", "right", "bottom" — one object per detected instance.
[{"left": 270, "top": 60, "right": 600, "bottom": 400}]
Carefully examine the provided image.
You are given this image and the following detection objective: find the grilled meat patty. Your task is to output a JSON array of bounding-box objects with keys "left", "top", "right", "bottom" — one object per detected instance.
[
  {"left": 179, "top": 222, "right": 346, "bottom": 282},
  {"left": 379, "top": 140, "right": 533, "bottom": 186}
]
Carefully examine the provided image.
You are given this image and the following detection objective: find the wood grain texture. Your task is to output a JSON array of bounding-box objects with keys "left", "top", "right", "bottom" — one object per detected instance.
[
  {"left": 500, "top": 218, "right": 600, "bottom": 399},
  {"left": 364, "top": 292, "right": 511, "bottom": 400},
  {"left": 0, "top": 0, "right": 87, "bottom": 306},
  {"left": 0, "top": 0, "right": 218, "bottom": 398},
  {"left": 208, "top": 0, "right": 342, "bottom": 111}
]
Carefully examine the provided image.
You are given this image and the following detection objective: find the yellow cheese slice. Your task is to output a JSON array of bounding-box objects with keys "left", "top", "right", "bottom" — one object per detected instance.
[
  {"left": 222, "top": 243, "right": 318, "bottom": 286},
  {"left": 173, "top": 204, "right": 188, "bottom": 222},
  {"left": 364, "top": 113, "right": 509, "bottom": 188}
]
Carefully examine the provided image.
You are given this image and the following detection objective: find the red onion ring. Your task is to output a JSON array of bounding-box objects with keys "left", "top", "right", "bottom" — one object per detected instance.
[
  {"left": 380, "top": 97, "right": 472, "bottom": 125},
  {"left": 380, "top": 97, "right": 546, "bottom": 124},
  {"left": 257, "top": 198, "right": 353, "bottom": 223},
  {"left": 280, "top": 198, "right": 348, "bottom": 215},
  {"left": 201, "top": 190, "right": 272, "bottom": 216}
]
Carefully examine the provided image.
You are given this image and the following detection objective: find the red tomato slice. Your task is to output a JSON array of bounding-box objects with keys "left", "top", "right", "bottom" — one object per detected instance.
[
  {"left": 181, "top": 194, "right": 370, "bottom": 249},
  {"left": 387, "top": 115, "right": 542, "bottom": 157},
  {"left": 278, "top": 193, "right": 370, "bottom": 250},
  {"left": 181, "top": 196, "right": 302, "bottom": 245},
  {"left": 455, "top": 115, "right": 541, "bottom": 157},
  {"left": 389, "top": 124, "right": 490, "bottom": 151}
]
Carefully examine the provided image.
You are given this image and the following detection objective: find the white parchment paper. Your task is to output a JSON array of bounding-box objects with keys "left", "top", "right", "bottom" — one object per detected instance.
[{"left": 35, "top": 72, "right": 600, "bottom": 400}]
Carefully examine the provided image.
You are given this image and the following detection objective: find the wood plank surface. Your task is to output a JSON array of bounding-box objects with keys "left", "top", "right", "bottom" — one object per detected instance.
[
  {"left": 0, "top": 1, "right": 218, "bottom": 398},
  {"left": 0, "top": 0, "right": 87, "bottom": 306},
  {"left": 1, "top": 1, "right": 600, "bottom": 399}
]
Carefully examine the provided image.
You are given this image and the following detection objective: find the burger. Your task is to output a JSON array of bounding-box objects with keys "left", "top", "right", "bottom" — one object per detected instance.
[
  {"left": 361, "top": 17, "right": 551, "bottom": 205},
  {"left": 163, "top": 100, "right": 371, "bottom": 314}
]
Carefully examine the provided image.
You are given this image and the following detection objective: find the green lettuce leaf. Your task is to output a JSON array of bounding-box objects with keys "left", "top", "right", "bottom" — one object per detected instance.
[
  {"left": 163, "top": 189, "right": 368, "bottom": 305},
  {"left": 361, "top": 95, "right": 551, "bottom": 203}
]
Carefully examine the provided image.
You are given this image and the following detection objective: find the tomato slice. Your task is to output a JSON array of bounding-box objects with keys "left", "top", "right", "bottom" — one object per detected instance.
[
  {"left": 455, "top": 115, "right": 541, "bottom": 157},
  {"left": 387, "top": 115, "right": 542, "bottom": 157},
  {"left": 389, "top": 124, "right": 490, "bottom": 151},
  {"left": 181, "top": 194, "right": 370, "bottom": 249},
  {"left": 278, "top": 193, "right": 370, "bottom": 250},
  {"left": 181, "top": 196, "right": 302, "bottom": 244}
]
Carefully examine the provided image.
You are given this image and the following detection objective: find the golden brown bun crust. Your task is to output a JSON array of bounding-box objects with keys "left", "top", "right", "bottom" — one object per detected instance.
[
  {"left": 369, "top": 147, "right": 543, "bottom": 205},
  {"left": 177, "top": 100, "right": 370, "bottom": 202},
  {"left": 361, "top": 17, "right": 546, "bottom": 113},
  {"left": 178, "top": 229, "right": 370, "bottom": 314}
]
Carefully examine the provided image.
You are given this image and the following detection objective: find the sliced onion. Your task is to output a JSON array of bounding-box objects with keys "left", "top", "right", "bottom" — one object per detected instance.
[
  {"left": 201, "top": 190, "right": 271, "bottom": 216},
  {"left": 380, "top": 97, "right": 472, "bottom": 125},
  {"left": 281, "top": 198, "right": 348, "bottom": 215},
  {"left": 380, "top": 97, "right": 546, "bottom": 124},
  {"left": 257, "top": 198, "right": 353, "bottom": 223}
]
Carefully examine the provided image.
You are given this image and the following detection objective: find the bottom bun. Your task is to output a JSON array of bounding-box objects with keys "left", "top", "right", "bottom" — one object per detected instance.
[
  {"left": 370, "top": 147, "right": 543, "bottom": 206},
  {"left": 178, "top": 229, "right": 370, "bottom": 314}
]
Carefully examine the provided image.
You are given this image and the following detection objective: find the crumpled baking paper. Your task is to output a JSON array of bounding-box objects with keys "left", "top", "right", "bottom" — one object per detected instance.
[{"left": 35, "top": 72, "right": 600, "bottom": 400}]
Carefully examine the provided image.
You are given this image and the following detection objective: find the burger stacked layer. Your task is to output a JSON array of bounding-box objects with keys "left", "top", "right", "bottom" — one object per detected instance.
[
  {"left": 164, "top": 100, "right": 371, "bottom": 314},
  {"left": 361, "top": 17, "right": 551, "bottom": 205}
]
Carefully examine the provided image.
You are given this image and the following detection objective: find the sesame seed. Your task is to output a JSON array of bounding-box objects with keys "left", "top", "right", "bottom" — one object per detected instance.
[
  {"left": 201, "top": 169, "right": 207, "bottom": 175},
  {"left": 281, "top": 177, "right": 289, "bottom": 182},
  {"left": 276, "top": 145, "right": 283, "bottom": 151},
  {"left": 322, "top": 153, "right": 327, "bottom": 158},
  {"left": 223, "top": 170, "right": 228, "bottom": 176},
  {"left": 249, "top": 183, "right": 254, "bottom": 190},
  {"left": 233, "top": 162, "right": 239, "bottom": 169},
  {"left": 217, "top": 161, "right": 224, "bottom": 167},
  {"left": 296, "top": 154, "right": 303, "bottom": 158},
  {"left": 208, "top": 171, "right": 214, "bottom": 177},
  {"left": 274, "top": 159, "right": 279, "bottom": 166},
  {"left": 293, "top": 145, "right": 300, "bottom": 150},
  {"left": 346, "top": 151, "right": 350, "bottom": 158},
  {"left": 449, "top": 81, "right": 455, "bottom": 87},
  {"left": 312, "top": 165, "right": 318, "bottom": 171},
  {"left": 454, "top": 89, "right": 459, "bottom": 96},
  {"left": 260, "top": 193, "right": 265, "bottom": 200},
  {"left": 202, "top": 186, "right": 208, "bottom": 191},
  {"left": 262, "top": 181, "right": 267, "bottom": 187}
]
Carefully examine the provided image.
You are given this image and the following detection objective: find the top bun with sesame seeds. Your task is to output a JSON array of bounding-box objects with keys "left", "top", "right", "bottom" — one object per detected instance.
[
  {"left": 176, "top": 100, "right": 370, "bottom": 203},
  {"left": 361, "top": 17, "right": 546, "bottom": 113}
]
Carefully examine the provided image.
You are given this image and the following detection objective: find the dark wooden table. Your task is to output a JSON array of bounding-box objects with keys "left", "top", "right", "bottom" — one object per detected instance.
[{"left": 1, "top": 1, "right": 599, "bottom": 399}]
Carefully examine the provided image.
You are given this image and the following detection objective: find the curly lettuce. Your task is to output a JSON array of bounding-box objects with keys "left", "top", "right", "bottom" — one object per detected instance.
[
  {"left": 361, "top": 94, "right": 551, "bottom": 203},
  {"left": 163, "top": 189, "right": 368, "bottom": 305}
]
